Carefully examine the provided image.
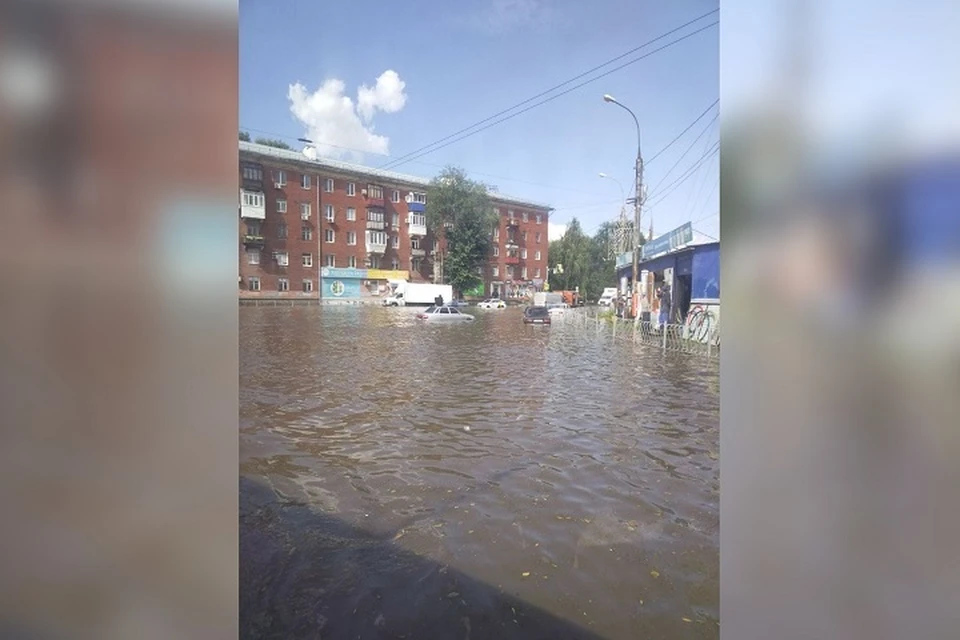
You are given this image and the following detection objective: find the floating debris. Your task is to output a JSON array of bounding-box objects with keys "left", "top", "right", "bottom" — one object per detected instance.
[
  {"left": 650, "top": 570, "right": 660, "bottom": 578},
  {"left": 521, "top": 572, "right": 530, "bottom": 577}
]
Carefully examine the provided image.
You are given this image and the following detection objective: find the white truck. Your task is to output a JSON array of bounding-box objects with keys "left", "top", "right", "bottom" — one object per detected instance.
[
  {"left": 597, "top": 287, "right": 618, "bottom": 307},
  {"left": 383, "top": 281, "right": 453, "bottom": 307},
  {"left": 533, "top": 292, "right": 562, "bottom": 307}
]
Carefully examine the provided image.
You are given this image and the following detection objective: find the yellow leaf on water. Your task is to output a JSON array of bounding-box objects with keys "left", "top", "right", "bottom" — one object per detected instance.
[
  {"left": 650, "top": 570, "right": 660, "bottom": 578},
  {"left": 522, "top": 572, "right": 530, "bottom": 577},
  {"left": 682, "top": 617, "right": 692, "bottom": 623}
]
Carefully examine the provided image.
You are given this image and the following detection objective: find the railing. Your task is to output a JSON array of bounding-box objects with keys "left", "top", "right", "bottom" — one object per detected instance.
[
  {"left": 242, "top": 234, "right": 265, "bottom": 245},
  {"left": 366, "top": 220, "right": 385, "bottom": 230},
  {"left": 578, "top": 310, "right": 719, "bottom": 358},
  {"left": 366, "top": 243, "right": 387, "bottom": 254},
  {"left": 504, "top": 255, "right": 520, "bottom": 264},
  {"left": 408, "top": 221, "right": 427, "bottom": 236},
  {"left": 366, "top": 197, "right": 385, "bottom": 208},
  {"left": 411, "top": 248, "right": 426, "bottom": 257},
  {"left": 506, "top": 218, "right": 519, "bottom": 227}
]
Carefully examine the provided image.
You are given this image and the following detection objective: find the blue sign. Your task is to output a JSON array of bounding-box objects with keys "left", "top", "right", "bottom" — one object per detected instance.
[
  {"left": 407, "top": 202, "right": 426, "bottom": 213},
  {"left": 615, "top": 251, "right": 632, "bottom": 269},
  {"left": 641, "top": 222, "right": 693, "bottom": 260},
  {"left": 324, "top": 277, "right": 363, "bottom": 298},
  {"left": 321, "top": 267, "right": 367, "bottom": 279}
]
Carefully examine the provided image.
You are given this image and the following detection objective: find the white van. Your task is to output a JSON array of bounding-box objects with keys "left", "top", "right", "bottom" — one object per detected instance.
[{"left": 597, "top": 287, "right": 618, "bottom": 307}]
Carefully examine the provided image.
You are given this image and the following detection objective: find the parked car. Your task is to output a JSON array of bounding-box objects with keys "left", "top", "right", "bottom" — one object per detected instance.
[
  {"left": 477, "top": 298, "right": 507, "bottom": 309},
  {"left": 523, "top": 305, "right": 551, "bottom": 325},
  {"left": 546, "top": 303, "right": 569, "bottom": 317},
  {"left": 416, "top": 305, "right": 476, "bottom": 322},
  {"left": 447, "top": 299, "right": 468, "bottom": 308}
]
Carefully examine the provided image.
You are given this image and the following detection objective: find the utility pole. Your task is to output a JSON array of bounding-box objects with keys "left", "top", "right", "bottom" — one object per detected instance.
[{"left": 632, "top": 154, "right": 644, "bottom": 319}]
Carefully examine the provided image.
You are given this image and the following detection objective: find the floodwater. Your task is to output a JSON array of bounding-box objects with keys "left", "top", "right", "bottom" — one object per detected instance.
[{"left": 240, "top": 305, "right": 719, "bottom": 639}]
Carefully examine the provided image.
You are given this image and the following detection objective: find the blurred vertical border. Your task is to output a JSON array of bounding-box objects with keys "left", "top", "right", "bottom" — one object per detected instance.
[
  {"left": 0, "top": 0, "right": 238, "bottom": 638},
  {"left": 722, "top": 0, "right": 960, "bottom": 638}
]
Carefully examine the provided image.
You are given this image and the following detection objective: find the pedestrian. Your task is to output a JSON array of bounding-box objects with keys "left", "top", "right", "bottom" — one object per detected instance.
[{"left": 657, "top": 281, "right": 672, "bottom": 329}]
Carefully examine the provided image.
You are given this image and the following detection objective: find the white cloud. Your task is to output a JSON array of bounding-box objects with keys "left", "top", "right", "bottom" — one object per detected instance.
[
  {"left": 469, "top": 0, "right": 552, "bottom": 35},
  {"left": 357, "top": 70, "right": 407, "bottom": 122},
  {"left": 548, "top": 222, "right": 567, "bottom": 241},
  {"left": 287, "top": 70, "right": 408, "bottom": 162}
]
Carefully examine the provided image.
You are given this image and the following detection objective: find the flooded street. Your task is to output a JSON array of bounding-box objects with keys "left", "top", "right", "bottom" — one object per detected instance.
[{"left": 240, "top": 305, "right": 719, "bottom": 639}]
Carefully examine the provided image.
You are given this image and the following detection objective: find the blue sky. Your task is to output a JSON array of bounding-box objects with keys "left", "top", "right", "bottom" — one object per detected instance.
[{"left": 240, "top": 0, "right": 719, "bottom": 242}]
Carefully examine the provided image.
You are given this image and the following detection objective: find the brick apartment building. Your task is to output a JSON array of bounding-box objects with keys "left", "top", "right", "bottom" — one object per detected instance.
[{"left": 239, "top": 142, "right": 552, "bottom": 301}]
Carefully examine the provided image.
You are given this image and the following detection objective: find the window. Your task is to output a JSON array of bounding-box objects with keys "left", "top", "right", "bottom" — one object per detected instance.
[
  {"left": 536, "top": 232, "right": 542, "bottom": 243},
  {"left": 241, "top": 191, "right": 264, "bottom": 208},
  {"left": 521, "top": 248, "right": 527, "bottom": 259},
  {"left": 492, "top": 266, "right": 499, "bottom": 277},
  {"left": 247, "top": 276, "right": 260, "bottom": 291},
  {"left": 347, "top": 207, "right": 356, "bottom": 221},
  {"left": 246, "top": 222, "right": 261, "bottom": 235},
  {"left": 347, "top": 182, "right": 356, "bottom": 196},
  {"left": 301, "top": 225, "right": 312, "bottom": 241},
  {"left": 274, "top": 170, "right": 286, "bottom": 186},
  {"left": 277, "top": 199, "right": 287, "bottom": 214},
  {"left": 412, "top": 257, "right": 421, "bottom": 271},
  {"left": 300, "top": 203, "right": 311, "bottom": 219},
  {"left": 535, "top": 268, "right": 541, "bottom": 278},
  {"left": 522, "top": 231, "right": 527, "bottom": 242},
  {"left": 493, "top": 245, "right": 499, "bottom": 257},
  {"left": 413, "top": 192, "right": 427, "bottom": 204},
  {"left": 325, "top": 229, "right": 335, "bottom": 243},
  {"left": 536, "top": 214, "right": 542, "bottom": 224},
  {"left": 303, "top": 279, "right": 313, "bottom": 293},
  {"left": 367, "top": 209, "right": 384, "bottom": 223},
  {"left": 391, "top": 236, "right": 399, "bottom": 249},
  {"left": 392, "top": 190, "right": 400, "bottom": 203},
  {"left": 348, "top": 256, "right": 357, "bottom": 268},
  {"left": 492, "top": 206, "right": 499, "bottom": 216},
  {"left": 246, "top": 249, "right": 260, "bottom": 265},
  {"left": 391, "top": 258, "right": 399, "bottom": 270},
  {"left": 412, "top": 237, "right": 421, "bottom": 249},
  {"left": 366, "top": 230, "right": 386, "bottom": 246},
  {"left": 391, "top": 212, "right": 399, "bottom": 227},
  {"left": 325, "top": 254, "right": 335, "bottom": 267},
  {"left": 277, "top": 223, "right": 288, "bottom": 239},
  {"left": 507, "top": 266, "right": 514, "bottom": 278},
  {"left": 241, "top": 164, "right": 263, "bottom": 182},
  {"left": 324, "top": 178, "right": 334, "bottom": 192},
  {"left": 367, "top": 185, "right": 383, "bottom": 200},
  {"left": 440, "top": 307, "right": 450, "bottom": 315},
  {"left": 301, "top": 174, "right": 311, "bottom": 189},
  {"left": 535, "top": 250, "right": 541, "bottom": 261},
  {"left": 275, "top": 251, "right": 289, "bottom": 266},
  {"left": 302, "top": 253, "right": 313, "bottom": 267},
  {"left": 508, "top": 209, "right": 514, "bottom": 218},
  {"left": 522, "top": 267, "right": 528, "bottom": 279},
  {"left": 325, "top": 204, "right": 335, "bottom": 222},
  {"left": 278, "top": 278, "right": 289, "bottom": 292},
  {"left": 522, "top": 212, "right": 529, "bottom": 222},
  {"left": 347, "top": 231, "right": 357, "bottom": 245},
  {"left": 369, "top": 255, "right": 381, "bottom": 269},
  {"left": 493, "top": 228, "right": 499, "bottom": 240}
]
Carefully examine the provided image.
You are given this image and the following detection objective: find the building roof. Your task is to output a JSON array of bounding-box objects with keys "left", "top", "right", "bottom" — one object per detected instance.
[{"left": 239, "top": 141, "right": 552, "bottom": 212}]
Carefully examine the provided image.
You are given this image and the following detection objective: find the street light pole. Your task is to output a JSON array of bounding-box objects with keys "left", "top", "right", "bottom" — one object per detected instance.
[{"left": 603, "top": 94, "right": 643, "bottom": 318}]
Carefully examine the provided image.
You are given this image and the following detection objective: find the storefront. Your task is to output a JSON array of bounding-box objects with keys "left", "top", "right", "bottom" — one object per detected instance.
[
  {"left": 320, "top": 267, "right": 409, "bottom": 303},
  {"left": 617, "top": 241, "right": 720, "bottom": 323}
]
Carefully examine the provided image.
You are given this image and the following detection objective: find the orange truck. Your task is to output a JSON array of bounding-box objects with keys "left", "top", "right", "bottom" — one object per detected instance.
[{"left": 558, "top": 290, "right": 582, "bottom": 307}]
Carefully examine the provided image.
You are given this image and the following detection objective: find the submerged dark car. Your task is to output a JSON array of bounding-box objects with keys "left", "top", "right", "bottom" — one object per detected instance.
[{"left": 523, "top": 305, "right": 551, "bottom": 325}]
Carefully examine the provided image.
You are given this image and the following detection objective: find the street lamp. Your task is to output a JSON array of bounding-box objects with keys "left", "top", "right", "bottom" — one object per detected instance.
[
  {"left": 598, "top": 172, "right": 626, "bottom": 205},
  {"left": 603, "top": 93, "right": 644, "bottom": 319}
]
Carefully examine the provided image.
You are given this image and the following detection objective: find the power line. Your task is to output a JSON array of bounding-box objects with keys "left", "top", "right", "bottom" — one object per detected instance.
[
  {"left": 646, "top": 111, "right": 718, "bottom": 196},
  {"left": 379, "top": 18, "right": 719, "bottom": 171},
  {"left": 645, "top": 141, "right": 719, "bottom": 209},
  {"left": 240, "top": 124, "right": 612, "bottom": 198},
  {"left": 645, "top": 99, "right": 719, "bottom": 165}
]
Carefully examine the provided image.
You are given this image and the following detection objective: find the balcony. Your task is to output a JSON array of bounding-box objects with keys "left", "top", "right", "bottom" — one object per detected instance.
[
  {"left": 365, "top": 196, "right": 385, "bottom": 209},
  {"left": 366, "top": 242, "right": 387, "bottom": 255},
  {"left": 411, "top": 247, "right": 426, "bottom": 257},
  {"left": 239, "top": 189, "right": 265, "bottom": 220},
  {"left": 408, "top": 216, "right": 427, "bottom": 237},
  {"left": 506, "top": 218, "right": 520, "bottom": 228},
  {"left": 505, "top": 255, "right": 520, "bottom": 265},
  {"left": 366, "top": 219, "right": 385, "bottom": 230},
  {"left": 242, "top": 234, "right": 265, "bottom": 247}
]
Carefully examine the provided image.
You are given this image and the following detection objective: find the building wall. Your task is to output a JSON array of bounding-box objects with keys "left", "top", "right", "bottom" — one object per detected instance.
[{"left": 239, "top": 149, "right": 549, "bottom": 299}]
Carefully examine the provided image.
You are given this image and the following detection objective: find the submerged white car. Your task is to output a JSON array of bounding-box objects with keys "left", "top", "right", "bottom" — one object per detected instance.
[
  {"left": 415, "top": 305, "right": 476, "bottom": 322},
  {"left": 476, "top": 298, "right": 506, "bottom": 309}
]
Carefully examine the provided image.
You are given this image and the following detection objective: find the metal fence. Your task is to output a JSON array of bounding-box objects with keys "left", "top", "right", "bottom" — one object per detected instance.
[{"left": 565, "top": 309, "right": 719, "bottom": 358}]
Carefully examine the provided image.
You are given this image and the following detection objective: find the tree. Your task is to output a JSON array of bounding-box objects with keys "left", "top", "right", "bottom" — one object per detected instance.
[
  {"left": 426, "top": 167, "right": 497, "bottom": 295},
  {"left": 254, "top": 137, "right": 291, "bottom": 150},
  {"left": 547, "top": 219, "right": 647, "bottom": 300},
  {"left": 239, "top": 131, "right": 251, "bottom": 142}
]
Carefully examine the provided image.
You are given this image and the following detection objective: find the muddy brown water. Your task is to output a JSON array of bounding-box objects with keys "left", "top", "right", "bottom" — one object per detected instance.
[{"left": 240, "top": 305, "right": 719, "bottom": 639}]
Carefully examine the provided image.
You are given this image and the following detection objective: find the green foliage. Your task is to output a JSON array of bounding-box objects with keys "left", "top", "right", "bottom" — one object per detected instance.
[
  {"left": 254, "top": 137, "right": 292, "bottom": 150},
  {"left": 548, "top": 218, "right": 647, "bottom": 300},
  {"left": 426, "top": 167, "right": 497, "bottom": 294},
  {"left": 239, "top": 131, "right": 251, "bottom": 142}
]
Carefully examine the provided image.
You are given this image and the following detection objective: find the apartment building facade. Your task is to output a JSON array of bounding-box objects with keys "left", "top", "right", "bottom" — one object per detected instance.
[{"left": 238, "top": 142, "right": 551, "bottom": 301}]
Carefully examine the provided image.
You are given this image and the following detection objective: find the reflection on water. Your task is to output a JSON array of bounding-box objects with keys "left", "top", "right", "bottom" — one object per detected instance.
[{"left": 241, "top": 306, "right": 719, "bottom": 639}]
